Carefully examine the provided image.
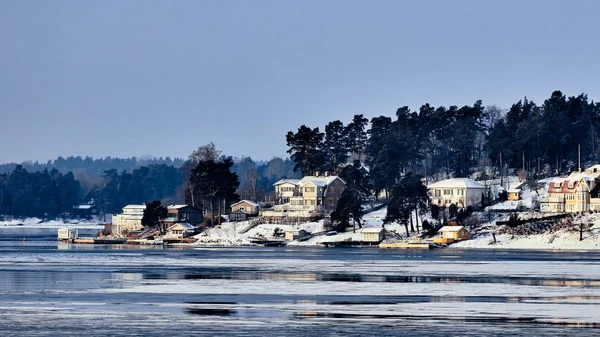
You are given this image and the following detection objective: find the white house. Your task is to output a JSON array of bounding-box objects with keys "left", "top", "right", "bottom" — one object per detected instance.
[
  {"left": 112, "top": 204, "right": 146, "bottom": 235},
  {"left": 427, "top": 178, "right": 485, "bottom": 208}
]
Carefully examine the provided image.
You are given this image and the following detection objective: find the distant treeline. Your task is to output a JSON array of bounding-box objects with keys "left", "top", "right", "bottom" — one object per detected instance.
[
  {"left": 0, "top": 153, "right": 298, "bottom": 218},
  {"left": 0, "top": 156, "right": 186, "bottom": 177}
]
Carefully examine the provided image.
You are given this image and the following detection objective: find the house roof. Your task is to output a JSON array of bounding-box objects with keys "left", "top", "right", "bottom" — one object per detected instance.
[
  {"left": 301, "top": 180, "right": 327, "bottom": 187},
  {"left": 231, "top": 200, "right": 259, "bottom": 207},
  {"left": 167, "top": 204, "right": 189, "bottom": 210},
  {"left": 73, "top": 204, "right": 94, "bottom": 210},
  {"left": 167, "top": 223, "right": 196, "bottom": 231},
  {"left": 427, "top": 178, "right": 485, "bottom": 189},
  {"left": 439, "top": 226, "right": 468, "bottom": 233},
  {"left": 123, "top": 204, "right": 146, "bottom": 209},
  {"left": 274, "top": 178, "right": 301, "bottom": 186},
  {"left": 361, "top": 227, "right": 386, "bottom": 233},
  {"left": 275, "top": 175, "right": 346, "bottom": 187}
]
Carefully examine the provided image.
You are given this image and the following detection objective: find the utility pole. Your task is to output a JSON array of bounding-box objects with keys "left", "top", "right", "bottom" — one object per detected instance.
[{"left": 499, "top": 153, "right": 503, "bottom": 188}]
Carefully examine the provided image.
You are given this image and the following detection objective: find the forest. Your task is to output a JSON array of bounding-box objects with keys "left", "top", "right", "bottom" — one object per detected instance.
[
  {"left": 287, "top": 90, "right": 600, "bottom": 195},
  {"left": 0, "top": 147, "right": 297, "bottom": 219}
]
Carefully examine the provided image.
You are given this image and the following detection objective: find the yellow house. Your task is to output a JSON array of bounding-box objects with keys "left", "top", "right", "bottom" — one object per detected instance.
[
  {"left": 165, "top": 223, "right": 197, "bottom": 239},
  {"left": 361, "top": 227, "right": 386, "bottom": 242},
  {"left": 230, "top": 200, "right": 260, "bottom": 216},
  {"left": 433, "top": 226, "right": 470, "bottom": 244},
  {"left": 507, "top": 188, "right": 522, "bottom": 201}
]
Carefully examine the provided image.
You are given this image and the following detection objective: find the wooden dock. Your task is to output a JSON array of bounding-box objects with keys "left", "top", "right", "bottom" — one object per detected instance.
[{"left": 379, "top": 241, "right": 432, "bottom": 249}]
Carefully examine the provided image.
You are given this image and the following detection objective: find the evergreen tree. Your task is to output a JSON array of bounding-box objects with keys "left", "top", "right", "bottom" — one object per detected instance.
[
  {"left": 384, "top": 173, "right": 427, "bottom": 237},
  {"left": 286, "top": 125, "right": 325, "bottom": 175},
  {"left": 323, "top": 120, "right": 349, "bottom": 174}
]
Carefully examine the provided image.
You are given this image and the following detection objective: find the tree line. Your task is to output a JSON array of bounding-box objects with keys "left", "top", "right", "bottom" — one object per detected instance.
[
  {"left": 287, "top": 91, "right": 600, "bottom": 192},
  {"left": 0, "top": 147, "right": 297, "bottom": 219}
]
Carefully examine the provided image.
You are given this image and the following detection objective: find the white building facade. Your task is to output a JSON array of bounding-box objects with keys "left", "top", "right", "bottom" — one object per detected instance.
[
  {"left": 427, "top": 178, "right": 486, "bottom": 208},
  {"left": 112, "top": 204, "right": 146, "bottom": 235}
]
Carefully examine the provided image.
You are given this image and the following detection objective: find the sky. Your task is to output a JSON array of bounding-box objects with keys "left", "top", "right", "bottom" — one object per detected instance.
[{"left": 2, "top": 0, "right": 600, "bottom": 164}]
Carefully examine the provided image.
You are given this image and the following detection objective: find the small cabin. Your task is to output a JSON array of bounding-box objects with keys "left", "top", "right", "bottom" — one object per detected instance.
[
  {"left": 229, "top": 210, "right": 249, "bottom": 222},
  {"left": 361, "top": 227, "right": 386, "bottom": 243},
  {"left": 58, "top": 227, "right": 78, "bottom": 241},
  {"left": 285, "top": 229, "right": 308, "bottom": 241},
  {"left": 507, "top": 188, "right": 522, "bottom": 201},
  {"left": 434, "top": 226, "right": 470, "bottom": 244},
  {"left": 230, "top": 200, "right": 260, "bottom": 216},
  {"left": 165, "top": 223, "right": 197, "bottom": 239}
]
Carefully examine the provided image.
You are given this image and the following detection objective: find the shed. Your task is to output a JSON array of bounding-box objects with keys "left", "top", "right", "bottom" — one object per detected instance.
[
  {"left": 507, "top": 188, "right": 522, "bottom": 201},
  {"left": 433, "top": 226, "right": 470, "bottom": 244},
  {"left": 285, "top": 229, "right": 308, "bottom": 241},
  {"left": 58, "top": 227, "right": 78, "bottom": 241},
  {"left": 165, "top": 223, "right": 197, "bottom": 239},
  {"left": 361, "top": 227, "right": 386, "bottom": 243}
]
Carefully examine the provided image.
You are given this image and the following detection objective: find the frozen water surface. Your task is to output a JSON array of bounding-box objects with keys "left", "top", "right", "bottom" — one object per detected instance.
[{"left": 0, "top": 228, "right": 599, "bottom": 336}]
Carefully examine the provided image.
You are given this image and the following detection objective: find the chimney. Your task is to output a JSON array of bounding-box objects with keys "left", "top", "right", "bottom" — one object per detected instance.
[
  {"left": 315, "top": 171, "right": 319, "bottom": 177},
  {"left": 325, "top": 171, "right": 329, "bottom": 177}
]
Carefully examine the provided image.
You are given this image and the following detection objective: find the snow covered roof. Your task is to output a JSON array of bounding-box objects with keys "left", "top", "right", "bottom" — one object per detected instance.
[
  {"left": 167, "top": 223, "right": 196, "bottom": 231},
  {"left": 298, "top": 175, "right": 344, "bottom": 187},
  {"left": 439, "top": 226, "right": 468, "bottom": 233},
  {"left": 275, "top": 175, "right": 345, "bottom": 187},
  {"left": 302, "top": 180, "right": 327, "bottom": 187},
  {"left": 361, "top": 227, "right": 385, "bottom": 233},
  {"left": 584, "top": 164, "right": 600, "bottom": 175},
  {"left": 231, "top": 200, "right": 259, "bottom": 207},
  {"left": 123, "top": 204, "right": 146, "bottom": 209},
  {"left": 273, "top": 178, "right": 300, "bottom": 186},
  {"left": 73, "top": 204, "right": 94, "bottom": 210},
  {"left": 507, "top": 188, "right": 522, "bottom": 193},
  {"left": 427, "top": 178, "right": 485, "bottom": 189},
  {"left": 167, "top": 204, "right": 189, "bottom": 210}
]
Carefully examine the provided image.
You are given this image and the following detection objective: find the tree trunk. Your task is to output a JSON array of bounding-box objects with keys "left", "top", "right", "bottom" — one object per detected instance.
[
  {"left": 404, "top": 221, "right": 410, "bottom": 237},
  {"left": 409, "top": 210, "right": 415, "bottom": 232},
  {"left": 209, "top": 200, "right": 214, "bottom": 226}
]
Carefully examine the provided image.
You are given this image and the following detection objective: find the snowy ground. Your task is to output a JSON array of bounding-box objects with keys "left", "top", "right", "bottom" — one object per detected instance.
[
  {"left": 452, "top": 212, "right": 600, "bottom": 250},
  {"left": 0, "top": 217, "right": 105, "bottom": 229}
]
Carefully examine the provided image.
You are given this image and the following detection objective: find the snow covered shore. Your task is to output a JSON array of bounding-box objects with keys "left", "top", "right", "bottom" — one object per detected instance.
[{"left": 191, "top": 207, "right": 600, "bottom": 251}]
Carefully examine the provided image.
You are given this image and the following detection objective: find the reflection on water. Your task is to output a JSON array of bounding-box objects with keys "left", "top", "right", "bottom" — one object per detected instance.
[{"left": 0, "top": 227, "right": 599, "bottom": 336}]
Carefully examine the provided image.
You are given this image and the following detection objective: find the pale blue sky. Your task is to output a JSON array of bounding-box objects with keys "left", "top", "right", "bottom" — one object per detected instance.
[{"left": 1, "top": 0, "right": 599, "bottom": 163}]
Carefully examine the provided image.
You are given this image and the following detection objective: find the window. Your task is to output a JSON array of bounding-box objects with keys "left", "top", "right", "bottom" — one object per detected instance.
[
  {"left": 305, "top": 187, "right": 315, "bottom": 193},
  {"left": 434, "top": 190, "right": 441, "bottom": 197},
  {"left": 443, "top": 189, "right": 452, "bottom": 195}
]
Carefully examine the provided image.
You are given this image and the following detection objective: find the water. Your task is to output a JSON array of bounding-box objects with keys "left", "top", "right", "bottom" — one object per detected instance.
[{"left": 1, "top": 227, "right": 599, "bottom": 336}]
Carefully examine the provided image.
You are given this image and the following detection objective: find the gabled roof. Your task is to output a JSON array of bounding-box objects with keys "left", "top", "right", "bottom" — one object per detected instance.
[
  {"left": 301, "top": 180, "right": 327, "bottom": 187},
  {"left": 123, "top": 204, "right": 146, "bottom": 209},
  {"left": 231, "top": 200, "right": 259, "bottom": 207},
  {"left": 273, "top": 178, "right": 300, "bottom": 186},
  {"left": 439, "top": 226, "right": 468, "bottom": 233},
  {"left": 167, "top": 204, "right": 189, "bottom": 210},
  {"left": 166, "top": 223, "right": 196, "bottom": 231},
  {"left": 73, "top": 204, "right": 95, "bottom": 210},
  {"left": 361, "top": 227, "right": 386, "bottom": 233},
  {"left": 427, "top": 178, "right": 485, "bottom": 189}
]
